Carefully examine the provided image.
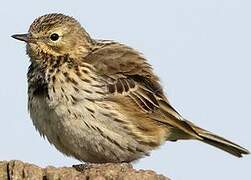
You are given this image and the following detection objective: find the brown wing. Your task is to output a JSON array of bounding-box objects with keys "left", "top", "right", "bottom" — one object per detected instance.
[{"left": 84, "top": 41, "right": 200, "bottom": 138}]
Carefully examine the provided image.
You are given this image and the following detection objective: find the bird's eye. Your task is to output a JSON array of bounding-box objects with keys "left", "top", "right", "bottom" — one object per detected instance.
[{"left": 50, "top": 33, "right": 60, "bottom": 41}]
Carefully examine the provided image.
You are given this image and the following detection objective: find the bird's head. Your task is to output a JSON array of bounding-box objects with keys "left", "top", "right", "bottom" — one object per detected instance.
[{"left": 12, "top": 13, "right": 94, "bottom": 62}]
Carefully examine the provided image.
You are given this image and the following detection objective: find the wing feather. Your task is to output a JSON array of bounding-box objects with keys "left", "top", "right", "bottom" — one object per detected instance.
[{"left": 84, "top": 42, "right": 200, "bottom": 138}]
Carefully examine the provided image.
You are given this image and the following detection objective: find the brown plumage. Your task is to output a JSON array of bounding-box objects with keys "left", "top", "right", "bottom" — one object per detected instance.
[{"left": 12, "top": 13, "right": 249, "bottom": 163}]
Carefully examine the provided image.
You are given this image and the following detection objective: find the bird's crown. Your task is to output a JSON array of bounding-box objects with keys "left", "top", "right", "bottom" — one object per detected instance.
[{"left": 29, "top": 13, "right": 80, "bottom": 34}]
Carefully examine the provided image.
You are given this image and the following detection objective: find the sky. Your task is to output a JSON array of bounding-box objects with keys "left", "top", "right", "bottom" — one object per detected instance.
[{"left": 0, "top": 0, "right": 250, "bottom": 179}]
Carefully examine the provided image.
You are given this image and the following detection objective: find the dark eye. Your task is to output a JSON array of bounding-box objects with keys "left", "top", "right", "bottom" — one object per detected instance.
[{"left": 50, "top": 33, "right": 59, "bottom": 41}]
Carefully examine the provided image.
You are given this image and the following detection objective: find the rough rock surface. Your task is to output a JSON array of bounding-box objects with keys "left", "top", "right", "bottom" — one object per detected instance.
[{"left": 0, "top": 160, "right": 169, "bottom": 180}]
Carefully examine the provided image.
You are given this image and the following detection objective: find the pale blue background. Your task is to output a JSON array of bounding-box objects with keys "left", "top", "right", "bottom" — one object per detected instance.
[{"left": 1, "top": 0, "right": 250, "bottom": 179}]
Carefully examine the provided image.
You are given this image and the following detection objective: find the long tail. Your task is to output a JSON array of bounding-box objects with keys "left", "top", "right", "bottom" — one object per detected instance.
[{"left": 185, "top": 120, "right": 250, "bottom": 157}]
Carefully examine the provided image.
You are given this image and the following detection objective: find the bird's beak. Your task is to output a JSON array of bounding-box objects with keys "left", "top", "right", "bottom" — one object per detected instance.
[{"left": 11, "top": 33, "right": 29, "bottom": 42}]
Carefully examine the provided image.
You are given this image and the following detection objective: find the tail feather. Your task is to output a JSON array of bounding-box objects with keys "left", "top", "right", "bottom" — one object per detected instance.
[{"left": 185, "top": 120, "right": 249, "bottom": 157}]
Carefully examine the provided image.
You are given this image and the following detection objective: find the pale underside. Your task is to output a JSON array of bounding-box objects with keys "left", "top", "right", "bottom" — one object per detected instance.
[{"left": 28, "top": 42, "right": 188, "bottom": 163}]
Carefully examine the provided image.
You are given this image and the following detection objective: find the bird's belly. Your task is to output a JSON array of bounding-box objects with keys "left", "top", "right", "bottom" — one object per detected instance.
[{"left": 29, "top": 95, "right": 148, "bottom": 163}]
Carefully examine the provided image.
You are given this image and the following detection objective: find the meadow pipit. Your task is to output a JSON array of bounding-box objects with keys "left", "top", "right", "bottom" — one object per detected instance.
[{"left": 12, "top": 13, "right": 249, "bottom": 163}]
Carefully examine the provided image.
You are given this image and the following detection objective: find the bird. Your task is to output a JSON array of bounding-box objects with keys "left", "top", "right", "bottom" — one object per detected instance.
[{"left": 12, "top": 13, "right": 249, "bottom": 163}]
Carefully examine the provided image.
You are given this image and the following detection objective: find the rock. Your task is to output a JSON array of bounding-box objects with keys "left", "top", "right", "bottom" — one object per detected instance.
[{"left": 0, "top": 160, "right": 169, "bottom": 180}]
